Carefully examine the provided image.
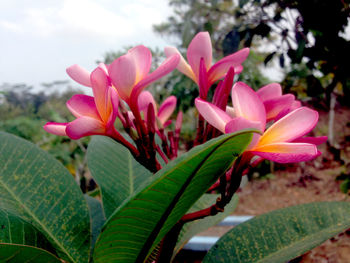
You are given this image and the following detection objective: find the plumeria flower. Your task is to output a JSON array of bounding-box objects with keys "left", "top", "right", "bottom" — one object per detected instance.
[
  {"left": 195, "top": 82, "right": 327, "bottom": 163},
  {"left": 165, "top": 32, "right": 249, "bottom": 98},
  {"left": 44, "top": 67, "right": 121, "bottom": 140},
  {"left": 108, "top": 45, "right": 179, "bottom": 110}
]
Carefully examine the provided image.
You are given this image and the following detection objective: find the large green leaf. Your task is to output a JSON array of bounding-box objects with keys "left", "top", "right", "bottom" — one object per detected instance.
[
  {"left": 0, "top": 132, "right": 91, "bottom": 263},
  {"left": 87, "top": 135, "right": 151, "bottom": 219},
  {"left": 174, "top": 194, "right": 239, "bottom": 256},
  {"left": 204, "top": 201, "right": 350, "bottom": 263},
  {"left": 94, "top": 130, "right": 254, "bottom": 263},
  {"left": 0, "top": 244, "right": 61, "bottom": 263},
  {"left": 0, "top": 208, "right": 55, "bottom": 252}
]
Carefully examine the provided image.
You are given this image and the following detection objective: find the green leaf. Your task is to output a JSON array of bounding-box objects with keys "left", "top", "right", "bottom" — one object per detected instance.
[
  {"left": 0, "top": 244, "right": 61, "bottom": 263},
  {"left": 0, "top": 207, "right": 55, "bottom": 254},
  {"left": 0, "top": 132, "right": 91, "bottom": 263},
  {"left": 85, "top": 195, "right": 105, "bottom": 251},
  {"left": 203, "top": 201, "right": 350, "bottom": 263},
  {"left": 174, "top": 194, "right": 239, "bottom": 256},
  {"left": 93, "top": 130, "right": 254, "bottom": 263},
  {"left": 87, "top": 136, "right": 151, "bottom": 219}
]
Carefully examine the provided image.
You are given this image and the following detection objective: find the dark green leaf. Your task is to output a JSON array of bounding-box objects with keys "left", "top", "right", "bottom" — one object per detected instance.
[
  {"left": 85, "top": 195, "right": 105, "bottom": 252},
  {"left": 0, "top": 244, "right": 61, "bottom": 263},
  {"left": 93, "top": 130, "right": 254, "bottom": 263},
  {"left": 0, "top": 132, "right": 91, "bottom": 263},
  {"left": 0, "top": 208, "right": 54, "bottom": 252},
  {"left": 174, "top": 194, "right": 239, "bottom": 256},
  {"left": 204, "top": 202, "right": 350, "bottom": 263},
  {"left": 87, "top": 135, "right": 151, "bottom": 219}
]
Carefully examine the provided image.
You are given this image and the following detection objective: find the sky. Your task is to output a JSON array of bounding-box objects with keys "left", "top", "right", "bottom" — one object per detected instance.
[{"left": 0, "top": 0, "right": 172, "bottom": 91}]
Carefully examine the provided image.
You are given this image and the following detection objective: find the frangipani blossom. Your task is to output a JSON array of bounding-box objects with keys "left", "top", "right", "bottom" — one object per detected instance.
[
  {"left": 44, "top": 67, "right": 120, "bottom": 140},
  {"left": 165, "top": 32, "right": 249, "bottom": 98},
  {"left": 195, "top": 82, "right": 326, "bottom": 163},
  {"left": 108, "top": 45, "right": 180, "bottom": 108},
  {"left": 137, "top": 91, "right": 177, "bottom": 128}
]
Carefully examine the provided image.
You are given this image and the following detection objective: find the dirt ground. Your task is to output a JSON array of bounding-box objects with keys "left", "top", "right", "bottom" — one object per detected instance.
[{"left": 184, "top": 106, "right": 350, "bottom": 262}]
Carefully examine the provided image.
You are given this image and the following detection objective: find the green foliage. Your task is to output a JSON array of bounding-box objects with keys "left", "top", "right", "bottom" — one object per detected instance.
[
  {"left": 93, "top": 131, "right": 254, "bottom": 263},
  {"left": 0, "top": 244, "right": 61, "bottom": 263},
  {"left": 204, "top": 202, "right": 350, "bottom": 263},
  {"left": 87, "top": 135, "right": 151, "bottom": 218},
  {"left": 0, "top": 132, "right": 91, "bottom": 263}
]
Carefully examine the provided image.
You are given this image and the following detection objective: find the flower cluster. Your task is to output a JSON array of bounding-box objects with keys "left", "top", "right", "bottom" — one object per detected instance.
[{"left": 44, "top": 32, "right": 326, "bottom": 174}]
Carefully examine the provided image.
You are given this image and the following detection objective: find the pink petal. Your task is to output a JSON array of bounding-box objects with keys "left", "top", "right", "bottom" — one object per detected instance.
[
  {"left": 106, "top": 87, "right": 119, "bottom": 131},
  {"left": 66, "top": 94, "right": 100, "bottom": 119},
  {"left": 198, "top": 58, "right": 209, "bottom": 98},
  {"left": 158, "top": 96, "right": 177, "bottom": 124},
  {"left": 195, "top": 98, "right": 232, "bottom": 133},
  {"left": 91, "top": 67, "right": 111, "bottom": 122},
  {"left": 275, "top": 99, "right": 302, "bottom": 121},
  {"left": 226, "top": 106, "right": 235, "bottom": 118},
  {"left": 66, "top": 116, "right": 105, "bottom": 140},
  {"left": 251, "top": 142, "right": 319, "bottom": 163},
  {"left": 138, "top": 91, "right": 157, "bottom": 113},
  {"left": 207, "top": 48, "right": 249, "bottom": 85},
  {"left": 128, "top": 45, "right": 152, "bottom": 81},
  {"left": 293, "top": 136, "right": 328, "bottom": 145},
  {"left": 257, "top": 83, "right": 282, "bottom": 101},
  {"left": 225, "top": 117, "right": 261, "bottom": 148},
  {"left": 259, "top": 107, "right": 319, "bottom": 145},
  {"left": 187, "top": 32, "right": 212, "bottom": 79},
  {"left": 108, "top": 52, "right": 137, "bottom": 100},
  {"left": 164, "top": 46, "right": 196, "bottom": 82},
  {"left": 264, "top": 94, "right": 295, "bottom": 121},
  {"left": 43, "top": 122, "right": 68, "bottom": 136},
  {"left": 231, "top": 82, "right": 266, "bottom": 131},
  {"left": 66, "top": 64, "right": 92, "bottom": 87},
  {"left": 131, "top": 54, "right": 180, "bottom": 101}
]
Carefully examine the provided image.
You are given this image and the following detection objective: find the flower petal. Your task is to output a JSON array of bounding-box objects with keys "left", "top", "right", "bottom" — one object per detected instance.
[
  {"left": 231, "top": 82, "right": 266, "bottom": 131},
  {"left": 165, "top": 46, "right": 196, "bottom": 82},
  {"left": 91, "top": 67, "right": 110, "bottom": 121},
  {"left": 138, "top": 91, "right": 157, "bottom": 113},
  {"left": 293, "top": 136, "right": 328, "bottom": 145},
  {"left": 158, "top": 96, "right": 177, "bottom": 124},
  {"left": 207, "top": 48, "right": 249, "bottom": 84},
  {"left": 66, "top": 64, "right": 92, "bottom": 87},
  {"left": 187, "top": 32, "right": 212, "bottom": 79},
  {"left": 66, "top": 116, "right": 105, "bottom": 140},
  {"left": 128, "top": 45, "right": 152, "bottom": 81},
  {"left": 198, "top": 58, "right": 209, "bottom": 98},
  {"left": 259, "top": 107, "right": 319, "bottom": 145},
  {"left": 66, "top": 94, "right": 100, "bottom": 119},
  {"left": 264, "top": 94, "right": 295, "bottom": 121},
  {"left": 195, "top": 98, "right": 231, "bottom": 133},
  {"left": 225, "top": 117, "right": 261, "bottom": 148},
  {"left": 251, "top": 142, "right": 319, "bottom": 163},
  {"left": 43, "top": 122, "right": 68, "bottom": 136},
  {"left": 131, "top": 54, "right": 180, "bottom": 101},
  {"left": 106, "top": 87, "right": 119, "bottom": 131},
  {"left": 257, "top": 83, "right": 282, "bottom": 101},
  {"left": 108, "top": 52, "right": 137, "bottom": 100}
]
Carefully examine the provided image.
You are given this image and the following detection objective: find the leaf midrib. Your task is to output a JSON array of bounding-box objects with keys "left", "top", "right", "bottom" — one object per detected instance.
[
  {"left": 0, "top": 160, "right": 77, "bottom": 263},
  {"left": 135, "top": 134, "right": 236, "bottom": 262}
]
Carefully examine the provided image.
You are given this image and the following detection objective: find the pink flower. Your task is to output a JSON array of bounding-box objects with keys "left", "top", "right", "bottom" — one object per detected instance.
[
  {"left": 108, "top": 45, "right": 179, "bottom": 109},
  {"left": 44, "top": 67, "right": 120, "bottom": 140},
  {"left": 165, "top": 32, "right": 249, "bottom": 98},
  {"left": 195, "top": 82, "right": 327, "bottom": 163}
]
